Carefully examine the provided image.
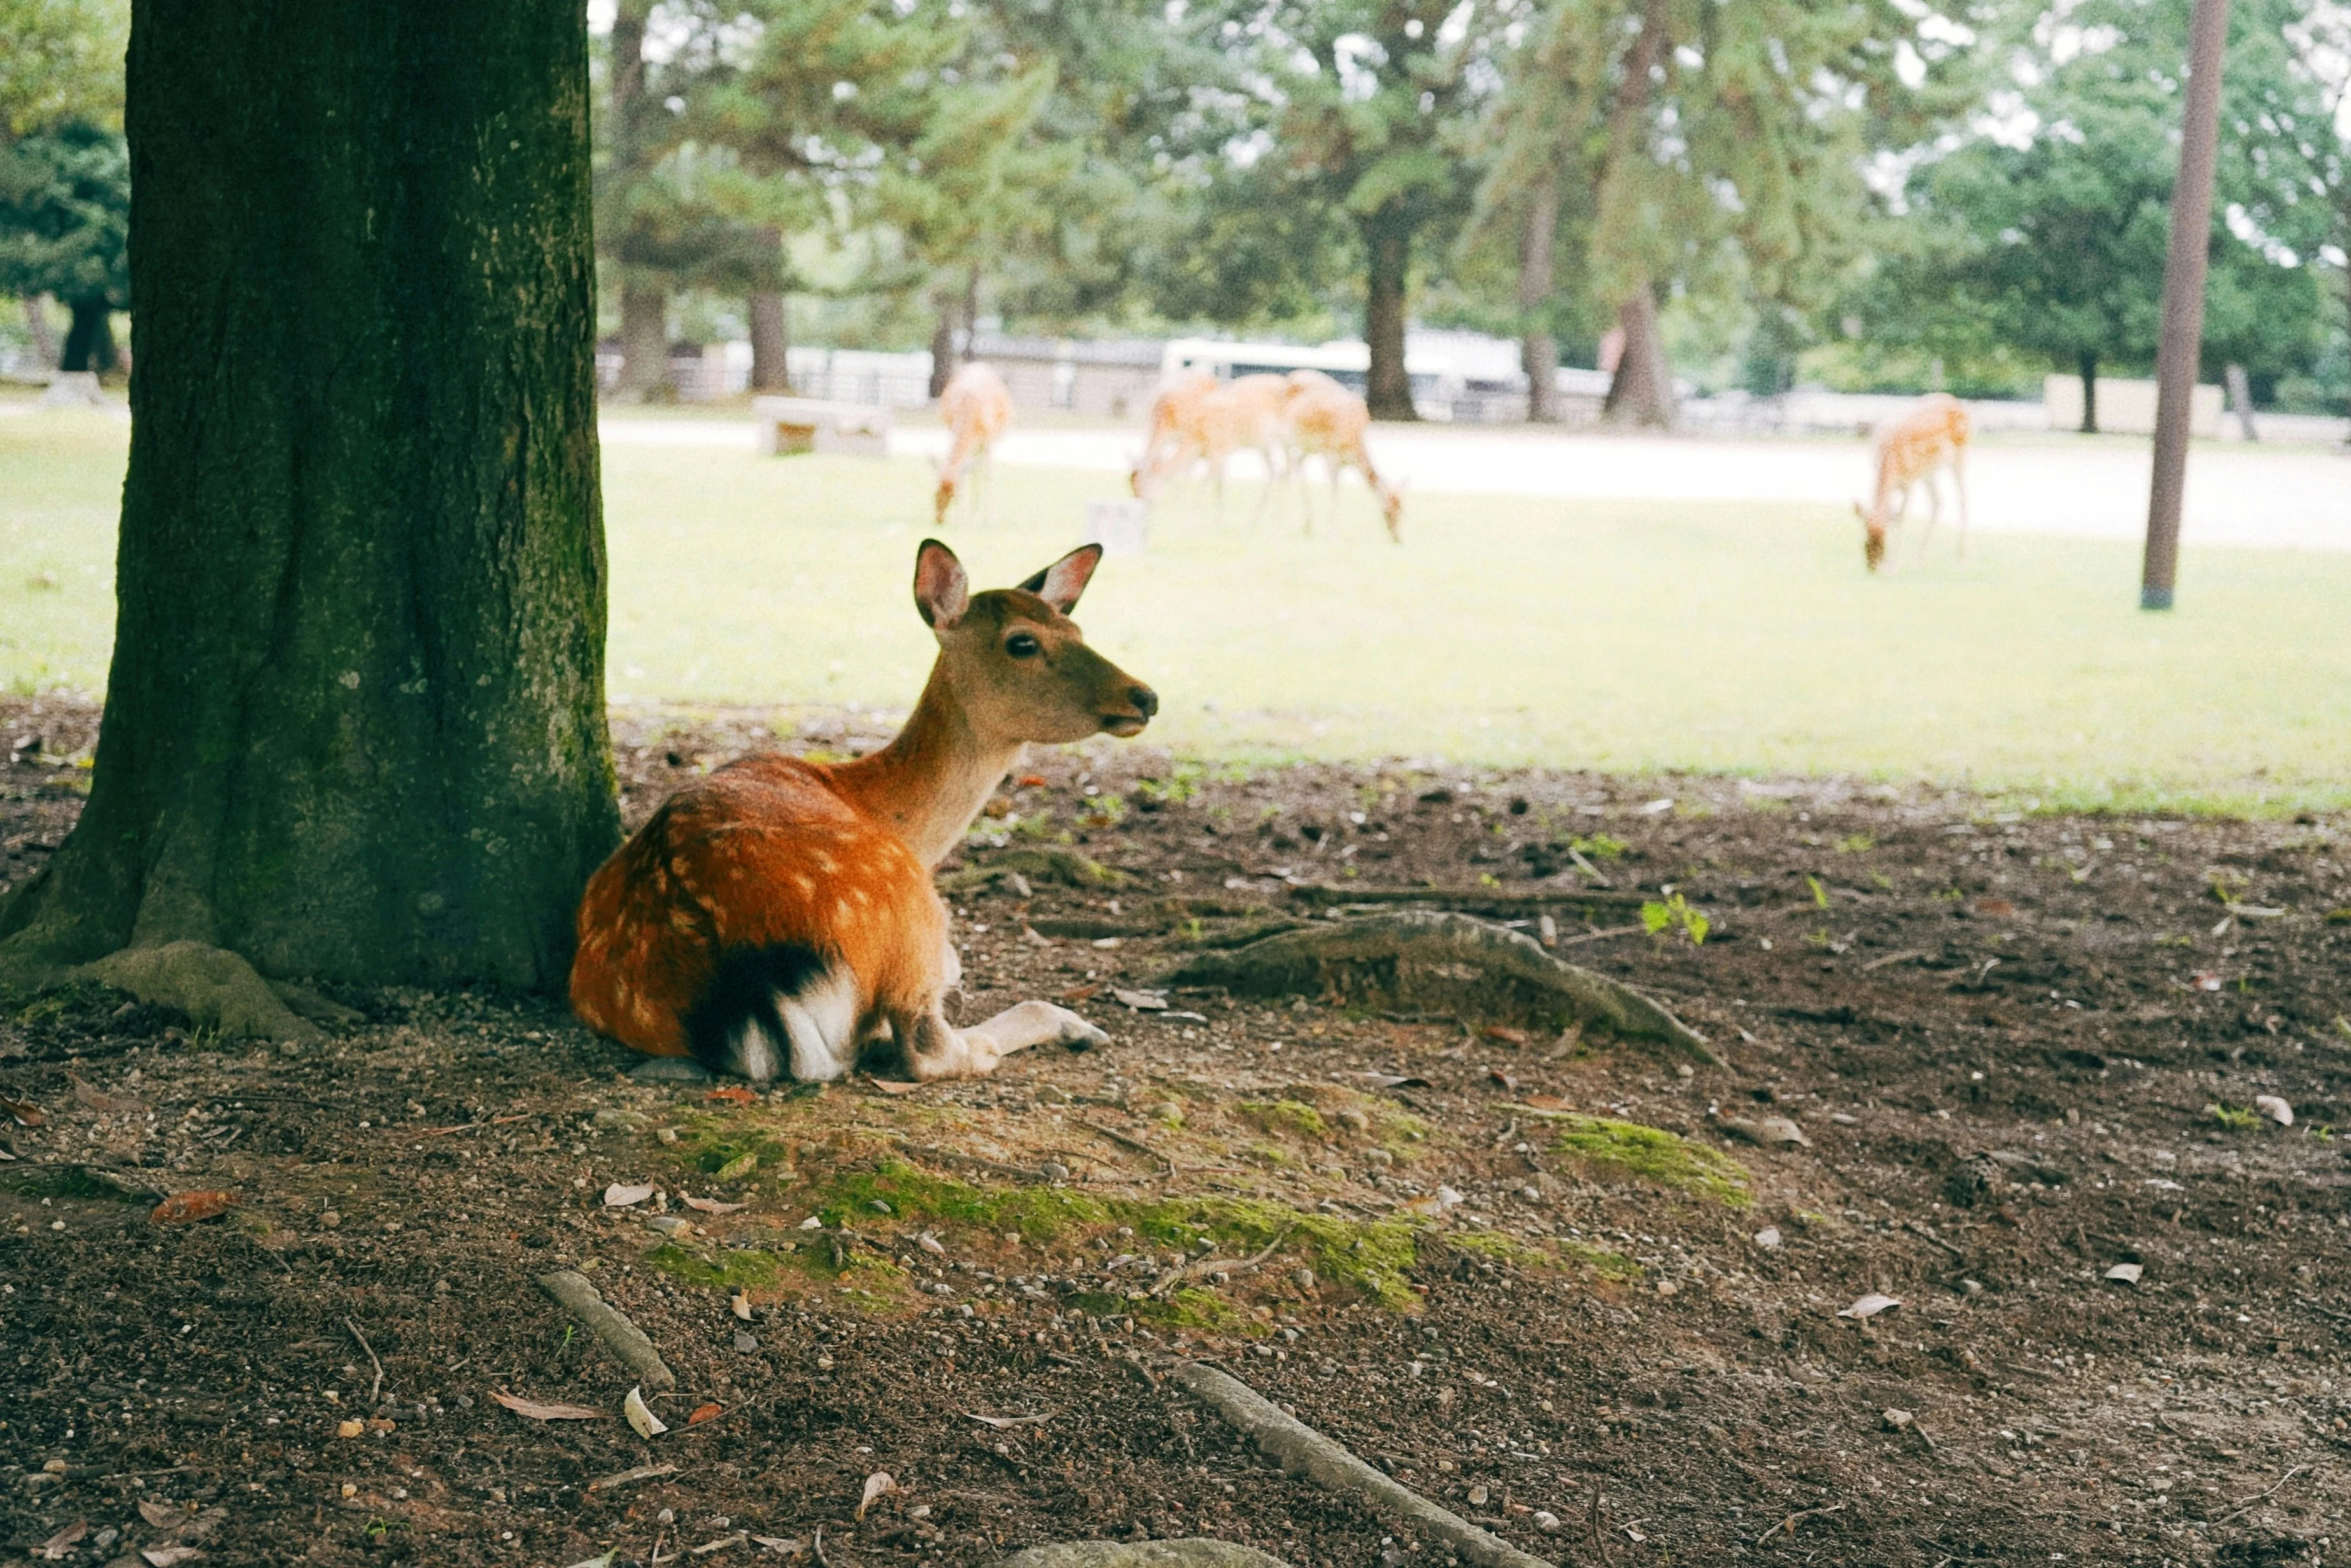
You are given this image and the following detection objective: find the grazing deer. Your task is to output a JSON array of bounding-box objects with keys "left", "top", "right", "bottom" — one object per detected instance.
[
  {"left": 1283, "top": 369, "right": 1404, "bottom": 542},
  {"left": 570, "top": 539, "right": 1158, "bottom": 1084},
  {"left": 1130, "top": 372, "right": 1291, "bottom": 521},
  {"left": 1128, "top": 371, "right": 1218, "bottom": 498},
  {"left": 934, "top": 362, "right": 1013, "bottom": 527},
  {"left": 1855, "top": 393, "right": 1970, "bottom": 572}
]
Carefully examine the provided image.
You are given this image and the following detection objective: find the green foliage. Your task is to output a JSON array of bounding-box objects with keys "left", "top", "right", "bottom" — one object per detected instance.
[
  {"left": 0, "top": 0, "right": 126, "bottom": 134},
  {"left": 1240, "top": 1099, "right": 1331, "bottom": 1141},
  {"left": 1640, "top": 892, "right": 1707, "bottom": 946},
  {"left": 0, "top": 120, "right": 129, "bottom": 306},
  {"left": 2207, "top": 1102, "right": 2260, "bottom": 1132}
]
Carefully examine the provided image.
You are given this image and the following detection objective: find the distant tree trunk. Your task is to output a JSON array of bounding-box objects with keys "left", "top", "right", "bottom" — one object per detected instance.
[
  {"left": 747, "top": 290, "right": 790, "bottom": 392},
  {"left": 1602, "top": 290, "right": 1676, "bottom": 429},
  {"left": 1518, "top": 180, "right": 1560, "bottom": 424},
  {"left": 1363, "top": 218, "right": 1416, "bottom": 421},
  {"left": 614, "top": 279, "right": 674, "bottom": 402},
  {"left": 59, "top": 297, "right": 116, "bottom": 373},
  {"left": 961, "top": 264, "right": 981, "bottom": 363},
  {"left": 927, "top": 288, "right": 956, "bottom": 399},
  {"left": 2078, "top": 350, "right": 2098, "bottom": 434},
  {"left": 0, "top": 0, "right": 621, "bottom": 989},
  {"left": 23, "top": 294, "right": 60, "bottom": 367}
]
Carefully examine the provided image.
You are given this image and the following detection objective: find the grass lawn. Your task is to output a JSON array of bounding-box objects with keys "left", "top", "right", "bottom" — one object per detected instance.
[{"left": 6, "top": 404, "right": 2350, "bottom": 812}]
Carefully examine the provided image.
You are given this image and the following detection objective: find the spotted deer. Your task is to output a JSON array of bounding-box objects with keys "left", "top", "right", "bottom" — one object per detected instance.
[
  {"left": 1283, "top": 369, "right": 1403, "bottom": 542},
  {"left": 1127, "top": 370, "right": 1218, "bottom": 498},
  {"left": 570, "top": 540, "right": 1157, "bottom": 1083},
  {"left": 1856, "top": 393, "right": 1970, "bottom": 572},
  {"left": 934, "top": 362, "right": 1013, "bottom": 526},
  {"left": 1129, "top": 372, "right": 1291, "bottom": 520}
]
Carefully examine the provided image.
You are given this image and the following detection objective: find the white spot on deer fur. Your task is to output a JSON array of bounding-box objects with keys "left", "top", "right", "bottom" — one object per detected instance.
[
  {"left": 834, "top": 900, "right": 853, "bottom": 924},
  {"left": 791, "top": 875, "right": 814, "bottom": 896},
  {"left": 812, "top": 852, "right": 837, "bottom": 872}
]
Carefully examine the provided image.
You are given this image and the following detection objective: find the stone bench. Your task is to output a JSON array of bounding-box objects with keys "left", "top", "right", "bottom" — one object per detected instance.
[{"left": 750, "top": 395, "right": 893, "bottom": 456}]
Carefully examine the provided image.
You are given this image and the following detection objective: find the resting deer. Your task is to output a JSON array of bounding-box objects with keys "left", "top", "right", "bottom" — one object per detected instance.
[
  {"left": 934, "top": 362, "right": 1012, "bottom": 527},
  {"left": 1284, "top": 369, "right": 1403, "bottom": 542},
  {"left": 570, "top": 539, "right": 1157, "bottom": 1083},
  {"left": 1856, "top": 393, "right": 1969, "bottom": 572},
  {"left": 1130, "top": 372, "right": 1291, "bottom": 521}
]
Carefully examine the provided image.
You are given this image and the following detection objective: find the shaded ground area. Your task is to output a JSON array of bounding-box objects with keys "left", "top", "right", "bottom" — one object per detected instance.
[{"left": 3, "top": 695, "right": 2348, "bottom": 1567}]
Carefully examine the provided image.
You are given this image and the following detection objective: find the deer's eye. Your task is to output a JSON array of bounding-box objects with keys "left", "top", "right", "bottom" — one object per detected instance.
[{"left": 1005, "top": 633, "right": 1042, "bottom": 659}]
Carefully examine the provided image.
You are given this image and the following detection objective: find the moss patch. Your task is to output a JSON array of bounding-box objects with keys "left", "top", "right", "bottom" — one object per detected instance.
[
  {"left": 1450, "top": 1229, "right": 1641, "bottom": 1283},
  {"left": 1525, "top": 1112, "right": 1751, "bottom": 1206},
  {"left": 641, "top": 1242, "right": 784, "bottom": 1292},
  {"left": 1240, "top": 1099, "right": 1330, "bottom": 1141}
]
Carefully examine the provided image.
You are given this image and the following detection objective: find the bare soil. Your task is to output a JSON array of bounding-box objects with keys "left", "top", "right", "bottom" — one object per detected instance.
[{"left": 4, "top": 695, "right": 2349, "bottom": 1568}]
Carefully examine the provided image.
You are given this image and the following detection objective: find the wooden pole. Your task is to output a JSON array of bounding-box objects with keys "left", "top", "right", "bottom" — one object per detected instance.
[{"left": 2140, "top": 0, "right": 2233, "bottom": 611}]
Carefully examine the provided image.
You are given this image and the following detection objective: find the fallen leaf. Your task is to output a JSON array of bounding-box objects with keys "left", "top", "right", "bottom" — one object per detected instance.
[
  {"left": 137, "top": 1501, "right": 186, "bottom": 1529},
  {"left": 732, "top": 1292, "right": 754, "bottom": 1322},
  {"left": 2191, "top": 971, "right": 2224, "bottom": 992},
  {"left": 1480, "top": 1026, "right": 1529, "bottom": 1045},
  {"left": 861, "top": 1075, "right": 922, "bottom": 1096},
  {"left": 1057, "top": 984, "right": 1101, "bottom": 1005},
  {"left": 150, "top": 1190, "right": 238, "bottom": 1224},
  {"left": 2256, "top": 1094, "right": 2294, "bottom": 1127},
  {"left": 2104, "top": 1262, "right": 2143, "bottom": 1285},
  {"left": 71, "top": 1077, "right": 143, "bottom": 1113},
  {"left": 492, "top": 1389, "right": 608, "bottom": 1422},
  {"left": 141, "top": 1550, "right": 203, "bottom": 1567},
  {"left": 967, "top": 1411, "right": 1051, "bottom": 1429},
  {"left": 706, "top": 1085, "right": 757, "bottom": 1105},
  {"left": 858, "top": 1471, "right": 896, "bottom": 1520},
  {"left": 915, "top": 1231, "right": 945, "bottom": 1255},
  {"left": 1486, "top": 1069, "right": 1519, "bottom": 1092},
  {"left": 1112, "top": 988, "right": 1168, "bottom": 1010},
  {"left": 750, "top": 1537, "right": 806, "bottom": 1554},
  {"left": 336, "top": 1418, "right": 365, "bottom": 1439},
  {"left": 1017, "top": 774, "right": 1050, "bottom": 788},
  {"left": 1837, "top": 1292, "right": 1901, "bottom": 1320},
  {"left": 624, "top": 1385, "right": 668, "bottom": 1439},
  {"left": 1753, "top": 1227, "right": 1783, "bottom": 1249},
  {"left": 1881, "top": 1408, "right": 1914, "bottom": 1431},
  {"left": 1518, "top": 1093, "right": 1572, "bottom": 1110},
  {"left": 1973, "top": 898, "right": 2016, "bottom": 918},
  {"left": 688, "top": 1402, "right": 724, "bottom": 1425},
  {"left": 602, "top": 1182, "right": 654, "bottom": 1208},
  {"left": 1, "top": 1094, "right": 44, "bottom": 1127},
  {"left": 684, "top": 1195, "right": 747, "bottom": 1214},
  {"left": 40, "top": 1520, "right": 86, "bottom": 1559}
]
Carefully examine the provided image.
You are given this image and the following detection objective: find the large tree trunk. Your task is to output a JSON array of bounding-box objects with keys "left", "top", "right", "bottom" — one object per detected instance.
[
  {"left": 23, "top": 294, "right": 60, "bottom": 367},
  {"left": 747, "top": 292, "right": 789, "bottom": 392},
  {"left": 1518, "top": 180, "right": 1560, "bottom": 424},
  {"left": 1602, "top": 290, "right": 1676, "bottom": 429},
  {"left": 0, "top": 0, "right": 621, "bottom": 990},
  {"left": 2078, "top": 349, "right": 2098, "bottom": 435},
  {"left": 614, "top": 278, "right": 675, "bottom": 402},
  {"left": 59, "top": 297, "right": 116, "bottom": 373},
  {"left": 927, "top": 288, "right": 956, "bottom": 399},
  {"left": 1363, "top": 218, "right": 1416, "bottom": 421}
]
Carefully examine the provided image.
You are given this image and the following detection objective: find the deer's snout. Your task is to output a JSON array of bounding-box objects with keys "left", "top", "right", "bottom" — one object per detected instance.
[
  {"left": 1130, "top": 684, "right": 1159, "bottom": 720},
  {"left": 1099, "top": 679, "right": 1157, "bottom": 738}
]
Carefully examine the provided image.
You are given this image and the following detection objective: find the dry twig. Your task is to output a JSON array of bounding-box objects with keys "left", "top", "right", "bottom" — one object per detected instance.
[{"left": 344, "top": 1317, "right": 385, "bottom": 1406}]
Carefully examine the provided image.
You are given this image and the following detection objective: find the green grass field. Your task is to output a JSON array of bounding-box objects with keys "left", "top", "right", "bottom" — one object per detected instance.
[{"left": 6, "top": 405, "right": 2350, "bottom": 813}]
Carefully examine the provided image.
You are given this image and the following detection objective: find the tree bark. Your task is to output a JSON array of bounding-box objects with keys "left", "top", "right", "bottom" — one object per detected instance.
[
  {"left": 1602, "top": 289, "right": 1676, "bottom": 429},
  {"left": 58, "top": 296, "right": 116, "bottom": 373},
  {"left": 961, "top": 264, "right": 981, "bottom": 363},
  {"left": 1363, "top": 218, "right": 1416, "bottom": 421},
  {"left": 1517, "top": 180, "right": 1560, "bottom": 423},
  {"left": 614, "top": 278, "right": 675, "bottom": 402},
  {"left": 23, "top": 294, "right": 60, "bottom": 367},
  {"left": 0, "top": 0, "right": 621, "bottom": 990},
  {"left": 928, "top": 288, "right": 956, "bottom": 399},
  {"left": 747, "top": 292, "right": 789, "bottom": 392},
  {"left": 2079, "top": 349, "right": 2098, "bottom": 435}
]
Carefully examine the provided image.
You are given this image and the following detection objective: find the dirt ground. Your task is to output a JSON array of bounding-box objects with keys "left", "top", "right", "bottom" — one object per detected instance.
[{"left": 3, "top": 693, "right": 2348, "bottom": 1568}]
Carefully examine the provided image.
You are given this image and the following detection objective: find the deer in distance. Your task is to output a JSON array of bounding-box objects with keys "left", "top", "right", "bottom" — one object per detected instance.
[
  {"left": 934, "top": 361, "right": 1013, "bottom": 527},
  {"left": 1129, "top": 371, "right": 1292, "bottom": 521},
  {"left": 1856, "top": 392, "right": 1970, "bottom": 572},
  {"left": 1282, "top": 369, "right": 1404, "bottom": 542},
  {"left": 570, "top": 539, "right": 1158, "bottom": 1084}
]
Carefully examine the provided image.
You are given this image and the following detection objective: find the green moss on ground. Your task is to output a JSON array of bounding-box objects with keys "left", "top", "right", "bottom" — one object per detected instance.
[
  {"left": 1523, "top": 1111, "right": 1751, "bottom": 1206},
  {"left": 1451, "top": 1228, "right": 1641, "bottom": 1282},
  {"left": 1240, "top": 1099, "right": 1330, "bottom": 1141}
]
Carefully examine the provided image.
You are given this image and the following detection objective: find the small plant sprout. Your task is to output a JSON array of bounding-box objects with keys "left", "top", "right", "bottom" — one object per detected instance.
[
  {"left": 1807, "top": 875, "right": 1830, "bottom": 909},
  {"left": 1641, "top": 893, "right": 1709, "bottom": 946}
]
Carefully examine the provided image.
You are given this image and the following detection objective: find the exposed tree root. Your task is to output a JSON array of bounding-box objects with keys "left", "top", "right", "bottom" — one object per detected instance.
[
  {"left": 74, "top": 940, "right": 321, "bottom": 1045},
  {"left": 1161, "top": 910, "right": 1716, "bottom": 1063},
  {"left": 1164, "top": 1360, "right": 1559, "bottom": 1568},
  {"left": 536, "top": 1269, "right": 676, "bottom": 1390}
]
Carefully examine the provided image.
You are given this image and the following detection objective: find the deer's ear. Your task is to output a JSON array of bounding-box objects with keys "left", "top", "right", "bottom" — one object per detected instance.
[
  {"left": 1017, "top": 544, "right": 1104, "bottom": 615},
  {"left": 914, "top": 539, "right": 970, "bottom": 629}
]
